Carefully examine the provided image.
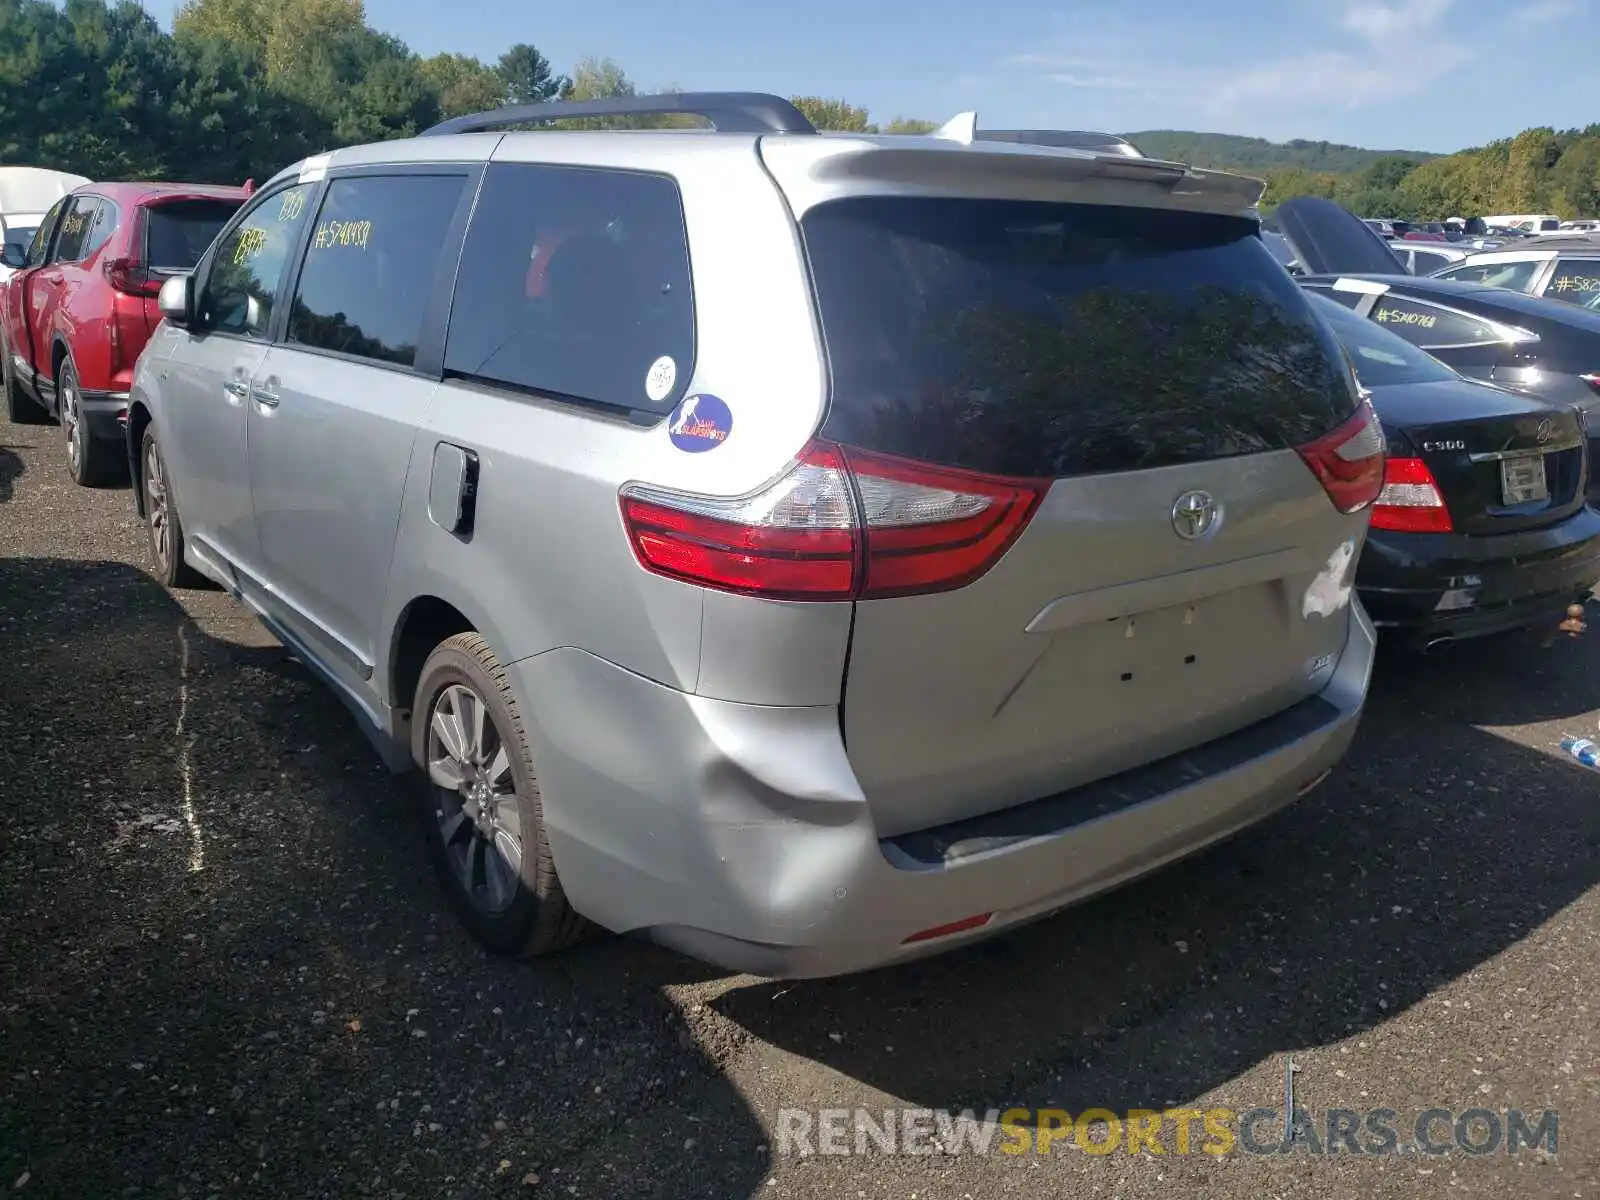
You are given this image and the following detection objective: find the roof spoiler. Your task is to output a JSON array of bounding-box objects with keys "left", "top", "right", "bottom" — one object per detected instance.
[
  {"left": 926, "top": 113, "right": 1143, "bottom": 157},
  {"left": 420, "top": 92, "right": 818, "bottom": 137}
]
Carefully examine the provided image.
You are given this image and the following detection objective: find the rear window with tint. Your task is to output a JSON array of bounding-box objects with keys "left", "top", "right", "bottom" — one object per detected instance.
[
  {"left": 1437, "top": 259, "right": 1542, "bottom": 292},
  {"left": 144, "top": 200, "right": 242, "bottom": 271},
  {"left": 802, "top": 197, "right": 1359, "bottom": 478}
]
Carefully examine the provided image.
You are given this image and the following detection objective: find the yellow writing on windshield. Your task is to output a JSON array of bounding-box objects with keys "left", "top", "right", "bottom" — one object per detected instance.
[
  {"left": 1375, "top": 307, "right": 1437, "bottom": 330},
  {"left": 310, "top": 219, "right": 372, "bottom": 250},
  {"left": 276, "top": 190, "right": 307, "bottom": 223},
  {"left": 232, "top": 226, "right": 268, "bottom": 264},
  {"left": 60, "top": 212, "right": 87, "bottom": 237}
]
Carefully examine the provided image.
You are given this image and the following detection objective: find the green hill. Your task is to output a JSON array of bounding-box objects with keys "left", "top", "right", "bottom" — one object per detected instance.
[{"left": 1121, "top": 130, "right": 1439, "bottom": 174}]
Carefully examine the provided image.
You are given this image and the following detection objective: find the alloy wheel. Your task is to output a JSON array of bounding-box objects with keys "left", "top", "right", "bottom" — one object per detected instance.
[
  {"left": 426, "top": 682, "right": 524, "bottom": 914},
  {"left": 61, "top": 381, "right": 81, "bottom": 472},
  {"left": 145, "top": 441, "right": 171, "bottom": 569}
]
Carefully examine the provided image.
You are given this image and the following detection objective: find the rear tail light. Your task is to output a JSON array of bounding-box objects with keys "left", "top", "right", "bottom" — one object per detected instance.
[
  {"left": 1580, "top": 373, "right": 1600, "bottom": 396},
  {"left": 618, "top": 441, "right": 1048, "bottom": 602},
  {"left": 1370, "top": 456, "right": 1453, "bottom": 533},
  {"left": 105, "top": 255, "right": 160, "bottom": 297},
  {"left": 1295, "top": 397, "right": 1386, "bottom": 514}
]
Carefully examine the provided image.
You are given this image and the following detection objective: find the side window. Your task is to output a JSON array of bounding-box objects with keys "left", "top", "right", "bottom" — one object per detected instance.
[
  {"left": 1545, "top": 259, "right": 1600, "bottom": 307},
  {"left": 25, "top": 198, "right": 66, "bottom": 267},
  {"left": 201, "top": 183, "right": 317, "bottom": 339},
  {"left": 286, "top": 174, "right": 466, "bottom": 368},
  {"left": 50, "top": 197, "right": 98, "bottom": 264},
  {"left": 83, "top": 201, "right": 117, "bottom": 259},
  {"left": 1436, "top": 259, "right": 1542, "bottom": 292},
  {"left": 1371, "top": 296, "right": 1500, "bottom": 348},
  {"left": 1413, "top": 251, "right": 1449, "bottom": 275},
  {"left": 444, "top": 162, "right": 695, "bottom": 414}
]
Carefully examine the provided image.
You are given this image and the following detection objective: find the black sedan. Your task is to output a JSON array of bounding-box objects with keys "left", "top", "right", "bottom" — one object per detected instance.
[
  {"left": 1276, "top": 196, "right": 1600, "bottom": 491},
  {"left": 1309, "top": 292, "right": 1600, "bottom": 648}
]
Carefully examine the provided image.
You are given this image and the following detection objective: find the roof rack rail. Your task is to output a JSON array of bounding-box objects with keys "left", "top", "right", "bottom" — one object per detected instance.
[{"left": 420, "top": 92, "right": 818, "bottom": 137}]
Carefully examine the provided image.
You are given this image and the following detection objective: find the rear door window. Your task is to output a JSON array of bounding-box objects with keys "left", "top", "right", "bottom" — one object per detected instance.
[
  {"left": 444, "top": 163, "right": 694, "bottom": 413},
  {"left": 144, "top": 200, "right": 242, "bottom": 271},
  {"left": 83, "top": 201, "right": 116, "bottom": 258},
  {"left": 1545, "top": 259, "right": 1600, "bottom": 307},
  {"left": 1436, "top": 259, "right": 1542, "bottom": 292},
  {"left": 802, "top": 197, "right": 1358, "bottom": 478},
  {"left": 1370, "top": 296, "right": 1502, "bottom": 348},
  {"left": 286, "top": 174, "right": 466, "bottom": 369}
]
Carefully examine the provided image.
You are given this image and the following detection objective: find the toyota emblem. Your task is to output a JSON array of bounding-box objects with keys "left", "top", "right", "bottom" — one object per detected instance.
[
  {"left": 1536, "top": 417, "right": 1554, "bottom": 444},
  {"left": 1171, "top": 490, "right": 1219, "bottom": 540}
]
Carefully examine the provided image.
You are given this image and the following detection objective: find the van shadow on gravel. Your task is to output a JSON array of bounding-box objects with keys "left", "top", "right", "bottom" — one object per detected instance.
[
  {"left": 711, "top": 619, "right": 1600, "bottom": 1124},
  {"left": 0, "top": 557, "right": 765, "bottom": 1200}
]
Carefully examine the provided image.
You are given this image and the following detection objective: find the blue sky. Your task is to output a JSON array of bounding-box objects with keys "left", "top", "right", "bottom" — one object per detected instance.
[{"left": 358, "top": 0, "right": 1594, "bottom": 154}]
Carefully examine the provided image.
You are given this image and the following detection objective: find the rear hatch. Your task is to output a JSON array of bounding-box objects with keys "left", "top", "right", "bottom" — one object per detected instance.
[
  {"left": 136, "top": 197, "right": 243, "bottom": 333},
  {"left": 800, "top": 194, "right": 1376, "bottom": 836}
]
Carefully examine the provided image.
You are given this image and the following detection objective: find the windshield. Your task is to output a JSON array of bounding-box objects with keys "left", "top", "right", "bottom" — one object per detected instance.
[{"left": 1308, "top": 291, "right": 1456, "bottom": 387}]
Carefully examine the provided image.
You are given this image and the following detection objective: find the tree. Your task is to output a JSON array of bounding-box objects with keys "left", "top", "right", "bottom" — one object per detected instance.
[
  {"left": 883, "top": 117, "right": 937, "bottom": 135},
  {"left": 496, "top": 42, "right": 565, "bottom": 106},
  {"left": 789, "top": 96, "right": 872, "bottom": 132},
  {"left": 421, "top": 52, "right": 504, "bottom": 118}
]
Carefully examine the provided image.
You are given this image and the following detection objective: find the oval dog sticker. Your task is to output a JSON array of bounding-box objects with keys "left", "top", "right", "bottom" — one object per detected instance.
[{"left": 667, "top": 393, "right": 732, "bottom": 453}]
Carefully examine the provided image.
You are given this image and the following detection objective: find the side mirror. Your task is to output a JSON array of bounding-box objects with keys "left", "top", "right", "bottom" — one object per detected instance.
[
  {"left": 0, "top": 243, "right": 26, "bottom": 269},
  {"left": 157, "top": 274, "right": 194, "bottom": 327}
]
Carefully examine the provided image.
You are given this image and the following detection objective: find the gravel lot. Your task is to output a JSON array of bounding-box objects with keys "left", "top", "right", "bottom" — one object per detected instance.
[{"left": 2, "top": 411, "right": 1598, "bottom": 1199}]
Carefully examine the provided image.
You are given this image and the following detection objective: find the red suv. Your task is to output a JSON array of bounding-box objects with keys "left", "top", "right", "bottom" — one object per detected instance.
[{"left": 0, "top": 181, "right": 247, "bottom": 484}]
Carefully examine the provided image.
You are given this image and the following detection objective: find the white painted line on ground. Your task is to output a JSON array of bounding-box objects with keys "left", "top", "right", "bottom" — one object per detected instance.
[{"left": 176, "top": 623, "right": 203, "bottom": 873}]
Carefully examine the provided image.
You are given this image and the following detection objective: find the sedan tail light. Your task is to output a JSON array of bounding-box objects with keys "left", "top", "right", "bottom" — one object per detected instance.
[
  {"left": 1370, "top": 457, "right": 1453, "bottom": 533},
  {"left": 1296, "top": 397, "right": 1387, "bottom": 514},
  {"left": 619, "top": 441, "right": 1048, "bottom": 602}
]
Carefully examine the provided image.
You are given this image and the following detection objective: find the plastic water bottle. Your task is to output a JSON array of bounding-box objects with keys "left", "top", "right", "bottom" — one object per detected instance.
[{"left": 1560, "top": 737, "right": 1600, "bottom": 770}]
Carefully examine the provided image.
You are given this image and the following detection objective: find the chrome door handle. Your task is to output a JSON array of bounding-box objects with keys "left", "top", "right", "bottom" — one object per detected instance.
[
  {"left": 251, "top": 387, "right": 280, "bottom": 408},
  {"left": 223, "top": 379, "right": 248, "bottom": 399}
]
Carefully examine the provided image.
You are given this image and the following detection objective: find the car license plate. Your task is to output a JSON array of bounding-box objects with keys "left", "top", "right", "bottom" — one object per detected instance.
[{"left": 1500, "top": 454, "right": 1548, "bottom": 505}]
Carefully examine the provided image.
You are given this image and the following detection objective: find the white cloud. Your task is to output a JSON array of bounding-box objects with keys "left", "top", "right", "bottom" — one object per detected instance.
[
  {"left": 1523, "top": 0, "right": 1579, "bottom": 20},
  {"left": 1007, "top": 3, "right": 1479, "bottom": 128},
  {"left": 1340, "top": 0, "right": 1454, "bottom": 42}
]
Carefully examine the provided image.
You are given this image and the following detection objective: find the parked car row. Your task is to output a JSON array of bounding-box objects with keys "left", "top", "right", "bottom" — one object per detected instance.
[
  {"left": 1, "top": 177, "right": 248, "bottom": 484},
  {"left": 4, "top": 104, "right": 1598, "bottom": 980}
]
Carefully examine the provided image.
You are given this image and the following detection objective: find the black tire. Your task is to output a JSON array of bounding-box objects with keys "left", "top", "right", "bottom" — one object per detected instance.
[
  {"left": 412, "top": 632, "right": 587, "bottom": 957},
  {"left": 1, "top": 329, "right": 49, "bottom": 425},
  {"left": 140, "top": 425, "right": 203, "bottom": 588},
  {"left": 59, "top": 360, "right": 123, "bottom": 487}
]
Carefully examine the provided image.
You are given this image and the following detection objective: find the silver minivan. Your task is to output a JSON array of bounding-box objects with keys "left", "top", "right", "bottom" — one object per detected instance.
[{"left": 127, "top": 93, "right": 1382, "bottom": 978}]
